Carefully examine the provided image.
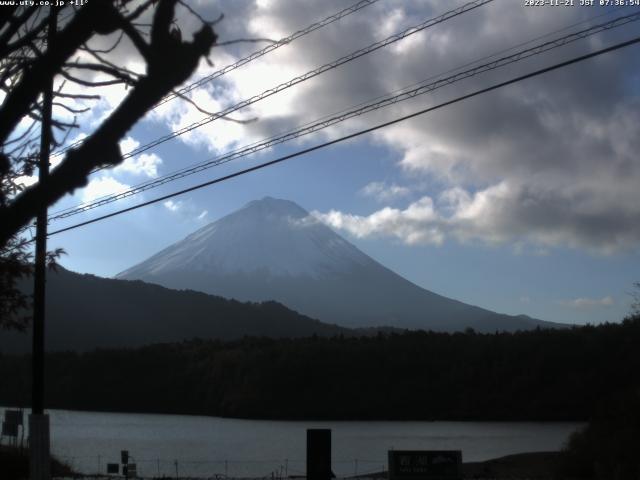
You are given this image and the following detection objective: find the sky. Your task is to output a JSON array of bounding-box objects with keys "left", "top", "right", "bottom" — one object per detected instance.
[{"left": 13, "top": 0, "right": 640, "bottom": 326}]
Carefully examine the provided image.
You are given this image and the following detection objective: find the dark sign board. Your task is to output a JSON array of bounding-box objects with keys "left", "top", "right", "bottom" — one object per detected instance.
[
  {"left": 2, "top": 421, "right": 18, "bottom": 437},
  {"left": 4, "top": 410, "right": 23, "bottom": 426},
  {"left": 388, "top": 451, "right": 462, "bottom": 480},
  {"left": 107, "top": 463, "right": 119, "bottom": 474},
  {"left": 123, "top": 464, "right": 137, "bottom": 477},
  {"left": 121, "top": 450, "right": 129, "bottom": 465},
  {"left": 307, "top": 429, "right": 332, "bottom": 480}
]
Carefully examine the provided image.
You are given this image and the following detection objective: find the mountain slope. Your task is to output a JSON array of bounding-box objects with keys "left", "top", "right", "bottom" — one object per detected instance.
[
  {"left": 0, "top": 268, "right": 349, "bottom": 354},
  {"left": 118, "top": 197, "right": 560, "bottom": 332}
]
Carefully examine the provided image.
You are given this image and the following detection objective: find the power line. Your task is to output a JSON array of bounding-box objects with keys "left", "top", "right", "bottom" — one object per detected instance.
[
  {"left": 45, "top": 11, "right": 640, "bottom": 223},
  {"left": 45, "top": 10, "right": 639, "bottom": 221},
  {"left": 17, "top": 8, "right": 637, "bottom": 242},
  {"left": 36, "top": 2, "right": 497, "bottom": 225},
  {"left": 159, "top": 0, "right": 381, "bottom": 106},
  {"left": 50, "top": 0, "right": 381, "bottom": 158},
  {"left": 50, "top": 4, "right": 628, "bottom": 219},
  {"left": 56, "top": 0, "right": 494, "bottom": 165},
  {"left": 44, "top": 34, "right": 640, "bottom": 240},
  {"left": 123, "top": 0, "right": 494, "bottom": 159}
]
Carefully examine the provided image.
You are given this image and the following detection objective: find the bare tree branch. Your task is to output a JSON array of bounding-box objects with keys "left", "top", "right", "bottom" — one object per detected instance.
[
  {"left": 171, "top": 89, "right": 258, "bottom": 124},
  {"left": 0, "top": 0, "right": 218, "bottom": 246},
  {"left": 0, "top": 7, "right": 40, "bottom": 56},
  {"left": 64, "top": 61, "right": 140, "bottom": 85},
  {"left": 0, "top": 11, "right": 48, "bottom": 59},
  {"left": 215, "top": 38, "right": 277, "bottom": 47},
  {"left": 53, "top": 91, "right": 101, "bottom": 100},
  {"left": 52, "top": 102, "right": 90, "bottom": 115},
  {"left": 80, "top": 31, "right": 125, "bottom": 55},
  {"left": 0, "top": 2, "right": 125, "bottom": 144},
  {"left": 59, "top": 69, "right": 131, "bottom": 88}
]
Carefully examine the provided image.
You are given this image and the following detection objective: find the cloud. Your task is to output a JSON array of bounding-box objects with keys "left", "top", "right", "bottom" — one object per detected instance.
[
  {"left": 183, "top": 0, "right": 640, "bottom": 254},
  {"left": 60, "top": 137, "right": 162, "bottom": 207},
  {"left": 163, "top": 201, "right": 210, "bottom": 222},
  {"left": 114, "top": 137, "right": 163, "bottom": 178},
  {"left": 361, "top": 181, "right": 411, "bottom": 202},
  {"left": 115, "top": 152, "right": 162, "bottom": 178},
  {"left": 164, "top": 200, "right": 182, "bottom": 212},
  {"left": 82, "top": 177, "right": 130, "bottom": 203},
  {"left": 24, "top": 1, "right": 639, "bottom": 254},
  {"left": 147, "top": 0, "right": 402, "bottom": 153},
  {"left": 316, "top": 176, "right": 640, "bottom": 253},
  {"left": 314, "top": 196, "right": 445, "bottom": 246},
  {"left": 15, "top": 175, "right": 38, "bottom": 189},
  {"left": 560, "top": 296, "right": 614, "bottom": 309}
]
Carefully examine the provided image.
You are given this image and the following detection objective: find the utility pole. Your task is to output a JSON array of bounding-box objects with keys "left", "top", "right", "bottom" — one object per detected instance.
[{"left": 30, "top": 6, "right": 57, "bottom": 480}]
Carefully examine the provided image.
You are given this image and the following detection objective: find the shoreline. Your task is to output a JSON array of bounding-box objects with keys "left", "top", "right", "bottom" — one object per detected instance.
[
  {"left": 2, "top": 447, "right": 564, "bottom": 480},
  {"left": 0, "top": 403, "right": 589, "bottom": 423},
  {"left": 351, "top": 452, "right": 563, "bottom": 480}
]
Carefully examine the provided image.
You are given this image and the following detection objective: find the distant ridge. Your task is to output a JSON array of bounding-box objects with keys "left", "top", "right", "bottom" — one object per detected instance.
[
  {"left": 0, "top": 268, "right": 349, "bottom": 354},
  {"left": 118, "top": 197, "right": 562, "bottom": 332}
]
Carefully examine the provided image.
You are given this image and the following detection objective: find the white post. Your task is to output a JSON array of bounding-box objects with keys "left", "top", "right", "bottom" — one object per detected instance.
[{"left": 28, "top": 414, "right": 50, "bottom": 480}]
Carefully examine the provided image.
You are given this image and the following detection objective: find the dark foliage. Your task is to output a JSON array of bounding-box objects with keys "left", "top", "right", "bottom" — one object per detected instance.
[
  {"left": 0, "top": 240, "right": 64, "bottom": 331},
  {"left": 0, "top": 1, "right": 218, "bottom": 247},
  {"left": 557, "top": 388, "right": 640, "bottom": 479},
  {"left": 631, "top": 281, "right": 640, "bottom": 317},
  {"left": 1, "top": 316, "right": 639, "bottom": 421},
  {"left": 0, "top": 445, "right": 74, "bottom": 480},
  {"left": 0, "top": 238, "right": 32, "bottom": 331},
  {"left": 1, "top": 0, "right": 219, "bottom": 329}
]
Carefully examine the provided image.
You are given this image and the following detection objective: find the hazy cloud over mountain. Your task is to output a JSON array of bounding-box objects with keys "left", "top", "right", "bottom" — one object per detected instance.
[
  {"left": 182, "top": 0, "right": 640, "bottom": 254},
  {"left": 53, "top": 0, "right": 640, "bottom": 253},
  {"left": 560, "top": 295, "right": 615, "bottom": 309}
]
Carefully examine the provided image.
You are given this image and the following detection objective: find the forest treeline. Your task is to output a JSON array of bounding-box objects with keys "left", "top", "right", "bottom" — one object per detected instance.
[{"left": 1, "top": 317, "right": 639, "bottom": 420}]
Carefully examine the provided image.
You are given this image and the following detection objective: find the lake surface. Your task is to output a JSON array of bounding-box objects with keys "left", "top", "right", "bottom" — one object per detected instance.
[{"left": 0, "top": 407, "right": 582, "bottom": 478}]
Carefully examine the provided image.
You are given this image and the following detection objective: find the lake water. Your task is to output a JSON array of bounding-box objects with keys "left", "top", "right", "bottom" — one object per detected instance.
[{"left": 0, "top": 407, "right": 583, "bottom": 478}]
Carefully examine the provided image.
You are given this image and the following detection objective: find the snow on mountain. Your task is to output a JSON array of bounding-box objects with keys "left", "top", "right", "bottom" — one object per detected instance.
[
  {"left": 117, "top": 197, "right": 560, "bottom": 332},
  {"left": 119, "top": 197, "right": 374, "bottom": 279}
]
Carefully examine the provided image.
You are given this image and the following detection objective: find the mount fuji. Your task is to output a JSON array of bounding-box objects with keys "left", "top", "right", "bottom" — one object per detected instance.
[{"left": 117, "top": 197, "right": 558, "bottom": 332}]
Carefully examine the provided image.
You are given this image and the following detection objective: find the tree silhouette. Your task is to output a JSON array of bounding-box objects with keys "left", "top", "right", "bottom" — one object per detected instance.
[
  {"left": 631, "top": 282, "right": 640, "bottom": 317},
  {"left": 0, "top": 0, "right": 218, "bottom": 246},
  {"left": 0, "top": 237, "right": 32, "bottom": 331},
  {"left": 0, "top": 0, "right": 220, "bottom": 328}
]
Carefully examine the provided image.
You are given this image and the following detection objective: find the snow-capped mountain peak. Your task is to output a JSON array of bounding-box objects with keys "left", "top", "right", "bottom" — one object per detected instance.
[
  {"left": 117, "top": 197, "right": 558, "bottom": 332},
  {"left": 118, "top": 197, "right": 374, "bottom": 279}
]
